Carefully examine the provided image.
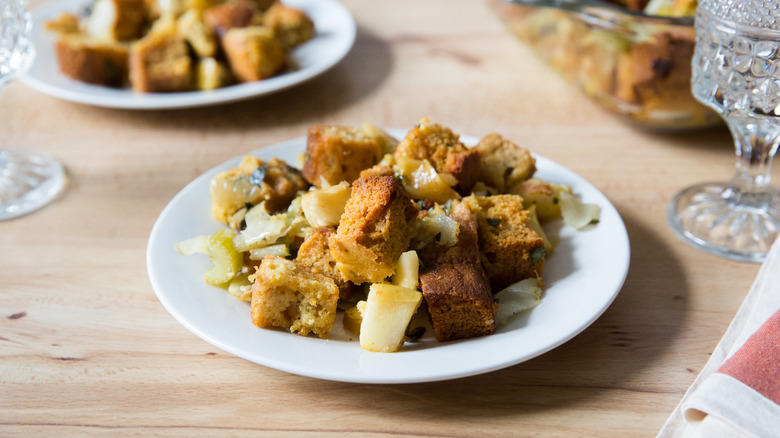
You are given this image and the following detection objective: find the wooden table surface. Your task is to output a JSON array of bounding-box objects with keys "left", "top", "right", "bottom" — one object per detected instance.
[{"left": 3, "top": 0, "right": 777, "bottom": 436}]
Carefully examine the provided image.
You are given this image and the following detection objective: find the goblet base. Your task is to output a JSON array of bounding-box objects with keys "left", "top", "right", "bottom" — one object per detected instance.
[
  {"left": 0, "top": 149, "right": 66, "bottom": 221},
  {"left": 668, "top": 182, "right": 780, "bottom": 263}
]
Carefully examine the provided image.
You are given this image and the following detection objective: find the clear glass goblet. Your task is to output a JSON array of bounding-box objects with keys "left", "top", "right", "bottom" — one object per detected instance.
[
  {"left": 1, "top": 0, "right": 65, "bottom": 221},
  {"left": 668, "top": 0, "right": 780, "bottom": 263}
]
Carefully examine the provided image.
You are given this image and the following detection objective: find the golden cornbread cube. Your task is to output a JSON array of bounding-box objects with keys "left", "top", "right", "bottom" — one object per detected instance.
[
  {"left": 45, "top": 13, "right": 81, "bottom": 34},
  {"left": 222, "top": 26, "right": 286, "bottom": 82},
  {"left": 302, "top": 125, "right": 384, "bottom": 187},
  {"left": 250, "top": 255, "right": 339, "bottom": 339},
  {"left": 85, "top": 0, "right": 149, "bottom": 42},
  {"left": 393, "top": 118, "right": 479, "bottom": 194},
  {"left": 262, "top": 1, "right": 315, "bottom": 50},
  {"left": 419, "top": 202, "right": 495, "bottom": 342},
  {"left": 54, "top": 35, "right": 129, "bottom": 87},
  {"left": 512, "top": 178, "right": 573, "bottom": 222},
  {"left": 129, "top": 29, "right": 192, "bottom": 92},
  {"left": 358, "top": 164, "right": 394, "bottom": 179},
  {"left": 210, "top": 156, "right": 309, "bottom": 226},
  {"left": 615, "top": 29, "right": 693, "bottom": 108},
  {"left": 296, "top": 226, "right": 357, "bottom": 300},
  {"left": 328, "top": 176, "right": 419, "bottom": 284},
  {"left": 421, "top": 264, "right": 495, "bottom": 342},
  {"left": 204, "top": 0, "right": 255, "bottom": 37},
  {"left": 474, "top": 133, "right": 536, "bottom": 193},
  {"left": 464, "top": 195, "right": 546, "bottom": 291}
]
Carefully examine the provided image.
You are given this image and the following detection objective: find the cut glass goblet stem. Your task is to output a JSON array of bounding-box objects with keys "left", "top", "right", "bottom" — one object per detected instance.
[
  {"left": 1, "top": 0, "right": 66, "bottom": 220},
  {"left": 0, "top": 149, "right": 66, "bottom": 221},
  {"left": 668, "top": 0, "right": 780, "bottom": 262}
]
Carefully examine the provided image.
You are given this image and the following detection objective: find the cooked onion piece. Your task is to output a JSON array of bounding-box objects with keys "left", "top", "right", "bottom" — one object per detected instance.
[
  {"left": 392, "top": 250, "right": 420, "bottom": 290},
  {"left": 559, "top": 192, "right": 600, "bottom": 230},
  {"left": 526, "top": 205, "right": 554, "bottom": 253},
  {"left": 494, "top": 279, "right": 543, "bottom": 326},
  {"left": 176, "top": 229, "right": 243, "bottom": 286},
  {"left": 394, "top": 156, "right": 460, "bottom": 204},
  {"left": 359, "top": 284, "right": 422, "bottom": 353},
  {"left": 227, "top": 273, "right": 253, "bottom": 302},
  {"left": 301, "top": 181, "right": 351, "bottom": 228},
  {"left": 411, "top": 205, "right": 459, "bottom": 248}
]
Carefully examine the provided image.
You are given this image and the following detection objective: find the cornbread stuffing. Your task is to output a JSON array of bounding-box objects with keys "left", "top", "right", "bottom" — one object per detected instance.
[
  {"left": 177, "top": 120, "right": 600, "bottom": 352},
  {"left": 46, "top": 0, "right": 314, "bottom": 91}
]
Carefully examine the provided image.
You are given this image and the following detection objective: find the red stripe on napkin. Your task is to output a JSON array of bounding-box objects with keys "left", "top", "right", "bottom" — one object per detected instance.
[{"left": 717, "top": 310, "right": 780, "bottom": 405}]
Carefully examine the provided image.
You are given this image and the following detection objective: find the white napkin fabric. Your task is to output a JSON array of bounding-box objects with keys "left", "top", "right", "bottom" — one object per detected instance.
[{"left": 658, "top": 237, "right": 780, "bottom": 438}]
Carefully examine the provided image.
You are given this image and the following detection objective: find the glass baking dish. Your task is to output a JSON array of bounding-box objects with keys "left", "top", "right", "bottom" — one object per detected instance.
[{"left": 491, "top": 0, "right": 720, "bottom": 129}]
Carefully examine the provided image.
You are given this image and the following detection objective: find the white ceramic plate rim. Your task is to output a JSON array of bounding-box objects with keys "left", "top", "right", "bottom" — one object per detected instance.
[
  {"left": 21, "top": 0, "right": 356, "bottom": 109},
  {"left": 146, "top": 132, "right": 631, "bottom": 384}
]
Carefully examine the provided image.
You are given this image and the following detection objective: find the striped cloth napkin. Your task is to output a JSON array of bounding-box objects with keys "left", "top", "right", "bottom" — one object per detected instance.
[{"left": 658, "top": 237, "right": 780, "bottom": 438}]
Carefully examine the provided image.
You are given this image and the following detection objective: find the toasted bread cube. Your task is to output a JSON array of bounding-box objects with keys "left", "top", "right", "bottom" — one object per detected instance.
[
  {"left": 210, "top": 156, "right": 309, "bottom": 226},
  {"left": 222, "top": 26, "right": 285, "bottom": 82},
  {"left": 54, "top": 35, "right": 129, "bottom": 87},
  {"left": 262, "top": 1, "right": 314, "bottom": 50},
  {"left": 419, "top": 201, "right": 495, "bottom": 341},
  {"left": 421, "top": 264, "right": 495, "bottom": 341},
  {"left": 86, "top": 0, "right": 148, "bottom": 42},
  {"left": 328, "top": 176, "right": 419, "bottom": 284},
  {"left": 250, "top": 255, "right": 339, "bottom": 339},
  {"left": 394, "top": 118, "right": 479, "bottom": 194},
  {"left": 464, "top": 195, "right": 546, "bottom": 290},
  {"left": 296, "top": 226, "right": 357, "bottom": 300},
  {"left": 358, "top": 164, "right": 394, "bottom": 179},
  {"left": 302, "top": 125, "right": 384, "bottom": 187},
  {"left": 474, "top": 133, "right": 536, "bottom": 193},
  {"left": 129, "top": 29, "right": 192, "bottom": 92},
  {"left": 203, "top": 0, "right": 255, "bottom": 37},
  {"left": 45, "top": 13, "right": 81, "bottom": 34},
  {"left": 616, "top": 29, "right": 693, "bottom": 107}
]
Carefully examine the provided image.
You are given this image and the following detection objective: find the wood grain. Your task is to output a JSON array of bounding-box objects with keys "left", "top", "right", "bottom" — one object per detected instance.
[{"left": 1, "top": 0, "right": 774, "bottom": 436}]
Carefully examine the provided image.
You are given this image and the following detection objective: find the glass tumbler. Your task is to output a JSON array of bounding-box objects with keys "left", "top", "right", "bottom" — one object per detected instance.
[{"left": 668, "top": 0, "right": 780, "bottom": 262}]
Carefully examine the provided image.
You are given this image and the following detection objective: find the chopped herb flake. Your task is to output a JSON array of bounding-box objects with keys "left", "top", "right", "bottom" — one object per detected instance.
[
  {"left": 487, "top": 218, "right": 501, "bottom": 226},
  {"left": 531, "top": 247, "right": 547, "bottom": 264},
  {"left": 248, "top": 164, "right": 268, "bottom": 187},
  {"left": 406, "top": 326, "right": 426, "bottom": 341}
]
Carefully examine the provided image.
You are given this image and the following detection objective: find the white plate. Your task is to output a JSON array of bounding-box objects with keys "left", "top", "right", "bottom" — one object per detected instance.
[
  {"left": 146, "top": 133, "right": 631, "bottom": 383},
  {"left": 21, "top": 0, "right": 355, "bottom": 109}
]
